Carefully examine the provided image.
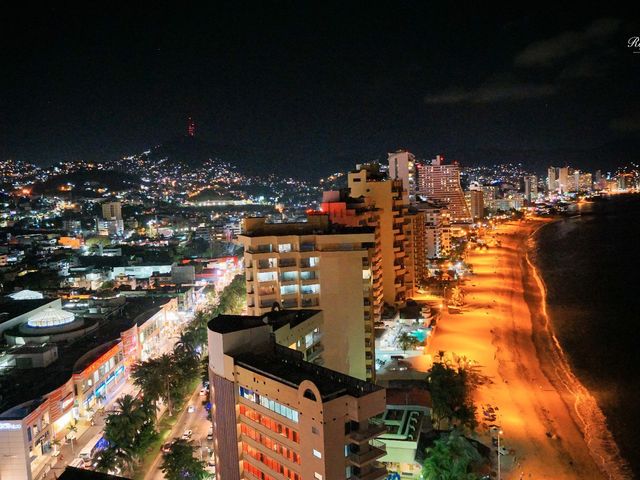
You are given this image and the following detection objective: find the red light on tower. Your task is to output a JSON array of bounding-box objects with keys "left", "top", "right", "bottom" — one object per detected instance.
[{"left": 187, "top": 117, "right": 196, "bottom": 137}]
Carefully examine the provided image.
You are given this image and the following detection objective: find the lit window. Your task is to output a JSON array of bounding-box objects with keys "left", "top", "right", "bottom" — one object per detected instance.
[
  {"left": 314, "top": 474, "right": 322, "bottom": 480},
  {"left": 313, "top": 449, "right": 322, "bottom": 459}
]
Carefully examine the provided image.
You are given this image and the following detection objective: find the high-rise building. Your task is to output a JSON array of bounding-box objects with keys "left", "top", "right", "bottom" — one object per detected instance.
[
  {"left": 557, "top": 167, "right": 569, "bottom": 193},
  {"left": 101, "top": 201, "right": 122, "bottom": 221},
  {"left": 416, "top": 155, "right": 471, "bottom": 223},
  {"left": 547, "top": 167, "right": 557, "bottom": 192},
  {"left": 468, "top": 189, "right": 484, "bottom": 220},
  {"left": 403, "top": 210, "right": 427, "bottom": 291},
  {"left": 348, "top": 165, "right": 409, "bottom": 308},
  {"left": 238, "top": 215, "right": 379, "bottom": 380},
  {"left": 187, "top": 117, "right": 196, "bottom": 137},
  {"left": 207, "top": 315, "right": 388, "bottom": 480},
  {"left": 523, "top": 175, "right": 538, "bottom": 203},
  {"left": 387, "top": 150, "right": 416, "bottom": 203},
  {"left": 416, "top": 202, "right": 451, "bottom": 259}
]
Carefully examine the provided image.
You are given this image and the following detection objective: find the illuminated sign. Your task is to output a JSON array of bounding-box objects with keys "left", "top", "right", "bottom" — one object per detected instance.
[{"left": 0, "top": 422, "right": 21, "bottom": 430}]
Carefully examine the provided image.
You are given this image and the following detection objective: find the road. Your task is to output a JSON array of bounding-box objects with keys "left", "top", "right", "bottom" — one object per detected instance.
[{"left": 145, "top": 384, "right": 213, "bottom": 480}]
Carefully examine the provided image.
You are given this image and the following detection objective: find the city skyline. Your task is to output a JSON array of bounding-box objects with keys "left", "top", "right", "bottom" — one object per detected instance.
[{"left": 1, "top": 4, "right": 639, "bottom": 177}]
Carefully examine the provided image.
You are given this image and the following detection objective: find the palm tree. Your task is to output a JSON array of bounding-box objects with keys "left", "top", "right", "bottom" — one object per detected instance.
[
  {"left": 421, "top": 430, "right": 482, "bottom": 480},
  {"left": 397, "top": 332, "right": 420, "bottom": 353},
  {"left": 67, "top": 421, "right": 78, "bottom": 454},
  {"left": 50, "top": 438, "right": 61, "bottom": 455}
]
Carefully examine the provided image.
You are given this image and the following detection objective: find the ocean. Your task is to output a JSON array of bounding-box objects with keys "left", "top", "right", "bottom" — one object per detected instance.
[{"left": 532, "top": 194, "right": 640, "bottom": 478}]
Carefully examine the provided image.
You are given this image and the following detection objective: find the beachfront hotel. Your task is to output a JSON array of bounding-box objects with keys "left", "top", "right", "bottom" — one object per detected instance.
[
  {"left": 416, "top": 155, "right": 472, "bottom": 224},
  {"left": 237, "top": 215, "right": 379, "bottom": 381},
  {"left": 207, "top": 314, "right": 388, "bottom": 480}
]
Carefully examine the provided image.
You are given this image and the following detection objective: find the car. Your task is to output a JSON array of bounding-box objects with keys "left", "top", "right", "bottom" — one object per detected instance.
[
  {"left": 162, "top": 442, "right": 172, "bottom": 453},
  {"left": 187, "top": 404, "right": 195, "bottom": 413},
  {"left": 498, "top": 446, "right": 509, "bottom": 456},
  {"left": 199, "top": 388, "right": 208, "bottom": 396},
  {"left": 182, "top": 429, "right": 193, "bottom": 440}
]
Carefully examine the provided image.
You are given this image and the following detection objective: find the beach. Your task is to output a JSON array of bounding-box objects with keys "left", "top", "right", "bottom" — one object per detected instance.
[{"left": 422, "top": 219, "right": 630, "bottom": 479}]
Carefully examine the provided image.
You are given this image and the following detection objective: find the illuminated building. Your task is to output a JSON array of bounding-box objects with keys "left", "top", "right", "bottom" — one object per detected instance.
[
  {"left": 188, "top": 117, "right": 196, "bottom": 137},
  {"left": 523, "top": 175, "right": 538, "bottom": 203},
  {"left": 387, "top": 150, "right": 416, "bottom": 203},
  {"left": 416, "top": 202, "right": 451, "bottom": 259},
  {"left": 348, "top": 164, "right": 409, "bottom": 308},
  {"left": 101, "top": 201, "right": 122, "bottom": 221},
  {"left": 207, "top": 315, "right": 387, "bottom": 480},
  {"left": 0, "top": 298, "right": 178, "bottom": 480},
  {"left": 468, "top": 189, "right": 484, "bottom": 220},
  {"left": 416, "top": 155, "right": 471, "bottom": 223},
  {"left": 238, "top": 215, "right": 377, "bottom": 381}
]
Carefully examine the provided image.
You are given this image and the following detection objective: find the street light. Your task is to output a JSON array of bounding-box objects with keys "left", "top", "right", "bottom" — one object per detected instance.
[{"left": 497, "top": 429, "right": 503, "bottom": 480}]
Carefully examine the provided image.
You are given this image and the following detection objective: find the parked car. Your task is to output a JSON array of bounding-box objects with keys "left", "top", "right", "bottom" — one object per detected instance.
[
  {"left": 187, "top": 404, "right": 195, "bottom": 413},
  {"left": 162, "top": 443, "right": 172, "bottom": 453},
  {"left": 182, "top": 429, "right": 193, "bottom": 440}
]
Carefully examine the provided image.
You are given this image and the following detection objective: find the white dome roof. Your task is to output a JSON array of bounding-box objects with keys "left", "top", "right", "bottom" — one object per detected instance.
[{"left": 27, "top": 307, "right": 75, "bottom": 328}]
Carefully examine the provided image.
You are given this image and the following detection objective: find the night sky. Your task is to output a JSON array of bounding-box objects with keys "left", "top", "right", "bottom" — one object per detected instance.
[{"left": 1, "top": 4, "right": 639, "bottom": 177}]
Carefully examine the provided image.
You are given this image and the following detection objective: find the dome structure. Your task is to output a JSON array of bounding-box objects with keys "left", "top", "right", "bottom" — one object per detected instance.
[{"left": 27, "top": 307, "right": 75, "bottom": 328}]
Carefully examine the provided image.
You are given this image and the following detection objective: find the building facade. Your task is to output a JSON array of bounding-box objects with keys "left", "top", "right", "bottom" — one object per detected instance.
[
  {"left": 416, "top": 156, "right": 471, "bottom": 223},
  {"left": 207, "top": 316, "right": 388, "bottom": 480},
  {"left": 238, "top": 215, "right": 377, "bottom": 381},
  {"left": 348, "top": 165, "right": 409, "bottom": 308}
]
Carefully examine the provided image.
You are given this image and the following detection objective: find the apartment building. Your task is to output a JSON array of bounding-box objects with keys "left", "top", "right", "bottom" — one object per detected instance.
[
  {"left": 348, "top": 165, "right": 409, "bottom": 308},
  {"left": 237, "top": 215, "right": 378, "bottom": 380},
  {"left": 403, "top": 210, "right": 427, "bottom": 292},
  {"left": 207, "top": 316, "right": 388, "bottom": 480},
  {"left": 387, "top": 150, "right": 416, "bottom": 203},
  {"left": 416, "top": 202, "right": 451, "bottom": 259},
  {"left": 416, "top": 155, "right": 471, "bottom": 223}
]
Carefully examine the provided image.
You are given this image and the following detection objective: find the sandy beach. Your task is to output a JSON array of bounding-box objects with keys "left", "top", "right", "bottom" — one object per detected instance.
[{"left": 422, "top": 219, "right": 630, "bottom": 479}]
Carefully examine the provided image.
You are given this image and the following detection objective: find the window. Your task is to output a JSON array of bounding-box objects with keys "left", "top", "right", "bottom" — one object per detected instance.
[
  {"left": 278, "top": 243, "right": 292, "bottom": 253},
  {"left": 314, "top": 473, "right": 323, "bottom": 480},
  {"left": 313, "top": 449, "right": 322, "bottom": 459}
]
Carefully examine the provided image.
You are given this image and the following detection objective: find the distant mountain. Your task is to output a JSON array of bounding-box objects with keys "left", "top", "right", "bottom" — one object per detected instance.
[{"left": 141, "top": 135, "right": 271, "bottom": 175}]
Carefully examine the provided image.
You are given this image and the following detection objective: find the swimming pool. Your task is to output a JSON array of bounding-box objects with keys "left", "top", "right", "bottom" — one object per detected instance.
[{"left": 409, "top": 329, "right": 428, "bottom": 342}]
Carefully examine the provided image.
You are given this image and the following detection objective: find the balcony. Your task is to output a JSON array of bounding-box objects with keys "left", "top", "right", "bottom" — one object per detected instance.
[
  {"left": 347, "top": 421, "right": 387, "bottom": 444},
  {"left": 347, "top": 464, "right": 388, "bottom": 480},
  {"left": 278, "top": 259, "right": 297, "bottom": 268},
  {"left": 347, "top": 440, "right": 387, "bottom": 467}
]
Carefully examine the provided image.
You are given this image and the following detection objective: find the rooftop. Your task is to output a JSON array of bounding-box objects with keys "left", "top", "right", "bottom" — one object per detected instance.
[
  {"left": 240, "top": 216, "right": 374, "bottom": 238},
  {"left": 0, "top": 298, "right": 57, "bottom": 326},
  {"left": 208, "top": 309, "right": 320, "bottom": 334},
  {"left": 0, "top": 296, "right": 169, "bottom": 417},
  {"left": 234, "top": 343, "right": 383, "bottom": 402}
]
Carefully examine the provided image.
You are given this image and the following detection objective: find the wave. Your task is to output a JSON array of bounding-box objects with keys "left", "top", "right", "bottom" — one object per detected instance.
[{"left": 527, "top": 222, "right": 632, "bottom": 479}]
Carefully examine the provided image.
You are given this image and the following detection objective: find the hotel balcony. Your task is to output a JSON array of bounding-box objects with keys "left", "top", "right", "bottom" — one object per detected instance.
[
  {"left": 347, "top": 464, "right": 388, "bottom": 480},
  {"left": 348, "top": 421, "right": 387, "bottom": 444},
  {"left": 278, "top": 258, "right": 297, "bottom": 268},
  {"left": 347, "top": 440, "right": 387, "bottom": 467},
  {"left": 301, "top": 297, "right": 320, "bottom": 308}
]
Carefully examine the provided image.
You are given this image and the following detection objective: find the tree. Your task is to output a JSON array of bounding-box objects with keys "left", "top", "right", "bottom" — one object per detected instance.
[
  {"left": 449, "top": 286, "right": 464, "bottom": 307},
  {"left": 397, "top": 332, "right": 421, "bottom": 353},
  {"left": 427, "top": 362, "right": 477, "bottom": 430},
  {"left": 421, "top": 430, "right": 482, "bottom": 480},
  {"left": 101, "top": 394, "right": 157, "bottom": 473},
  {"left": 161, "top": 439, "right": 208, "bottom": 480}
]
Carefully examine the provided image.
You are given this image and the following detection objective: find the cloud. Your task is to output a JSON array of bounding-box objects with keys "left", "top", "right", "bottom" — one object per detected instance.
[
  {"left": 515, "top": 17, "right": 621, "bottom": 67},
  {"left": 424, "top": 81, "right": 556, "bottom": 104},
  {"left": 610, "top": 115, "right": 640, "bottom": 132}
]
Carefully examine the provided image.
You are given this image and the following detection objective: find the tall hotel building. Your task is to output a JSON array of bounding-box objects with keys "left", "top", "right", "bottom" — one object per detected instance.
[
  {"left": 238, "top": 215, "right": 380, "bottom": 381},
  {"left": 348, "top": 165, "right": 409, "bottom": 308},
  {"left": 207, "top": 315, "right": 388, "bottom": 480},
  {"left": 416, "top": 155, "right": 471, "bottom": 223}
]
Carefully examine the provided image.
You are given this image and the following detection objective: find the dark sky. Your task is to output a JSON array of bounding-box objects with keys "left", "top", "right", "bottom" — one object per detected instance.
[{"left": 1, "top": 3, "right": 639, "bottom": 177}]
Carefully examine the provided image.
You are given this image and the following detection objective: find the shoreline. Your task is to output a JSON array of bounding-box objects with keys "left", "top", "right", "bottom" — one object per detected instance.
[
  {"left": 422, "top": 218, "right": 626, "bottom": 478},
  {"left": 524, "top": 219, "right": 632, "bottom": 479}
]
